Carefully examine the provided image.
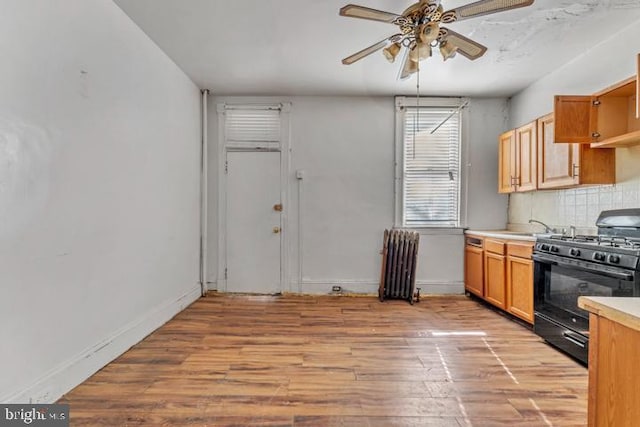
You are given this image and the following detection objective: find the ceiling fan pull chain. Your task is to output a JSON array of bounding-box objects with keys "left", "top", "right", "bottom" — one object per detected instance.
[
  {"left": 413, "top": 43, "right": 420, "bottom": 160},
  {"left": 414, "top": 45, "right": 420, "bottom": 160}
]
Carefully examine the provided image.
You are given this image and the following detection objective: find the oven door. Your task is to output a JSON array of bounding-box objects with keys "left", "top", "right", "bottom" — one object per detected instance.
[{"left": 532, "top": 252, "right": 638, "bottom": 364}]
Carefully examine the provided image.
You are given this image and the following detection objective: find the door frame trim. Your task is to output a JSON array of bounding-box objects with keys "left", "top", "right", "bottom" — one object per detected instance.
[{"left": 216, "top": 103, "right": 291, "bottom": 293}]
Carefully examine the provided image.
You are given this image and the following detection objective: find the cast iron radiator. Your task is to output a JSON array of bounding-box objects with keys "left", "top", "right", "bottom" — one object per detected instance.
[{"left": 378, "top": 229, "right": 420, "bottom": 304}]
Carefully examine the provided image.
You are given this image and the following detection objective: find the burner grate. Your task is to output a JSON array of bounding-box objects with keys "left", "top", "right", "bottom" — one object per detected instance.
[{"left": 596, "top": 236, "right": 640, "bottom": 249}]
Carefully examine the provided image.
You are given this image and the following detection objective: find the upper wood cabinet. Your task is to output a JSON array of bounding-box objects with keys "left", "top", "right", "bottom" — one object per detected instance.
[
  {"left": 537, "top": 113, "right": 615, "bottom": 189},
  {"left": 516, "top": 122, "right": 537, "bottom": 192},
  {"left": 554, "top": 67, "right": 640, "bottom": 148},
  {"left": 554, "top": 96, "right": 597, "bottom": 144},
  {"left": 498, "top": 122, "right": 537, "bottom": 193},
  {"left": 498, "top": 130, "right": 516, "bottom": 193}
]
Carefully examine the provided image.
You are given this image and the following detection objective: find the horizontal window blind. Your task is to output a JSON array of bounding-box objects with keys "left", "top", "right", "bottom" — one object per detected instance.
[
  {"left": 403, "top": 107, "right": 460, "bottom": 227},
  {"left": 225, "top": 108, "right": 281, "bottom": 143}
]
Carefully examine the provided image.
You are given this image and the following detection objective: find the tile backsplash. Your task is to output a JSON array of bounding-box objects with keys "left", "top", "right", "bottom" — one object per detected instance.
[{"left": 508, "top": 146, "right": 640, "bottom": 235}]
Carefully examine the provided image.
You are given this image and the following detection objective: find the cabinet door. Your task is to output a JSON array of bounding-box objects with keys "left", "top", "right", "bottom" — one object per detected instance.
[
  {"left": 498, "top": 130, "right": 516, "bottom": 193},
  {"left": 465, "top": 245, "right": 484, "bottom": 297},
  {"left": 506, "top": 255, "right": 534, "bottom": 324},
  {"left": 484, "top": 252, "right": 506, "bottom": 309},
  {"left": 554, "top": 95, "right": 597, "bottom": 143},
  {"left": 537, "top": 113, "right": 579, "bottom": 189},
  {"left": 577, "top": 145, "right": 615, "bottom": 185},
  {"left": 515, "top": 121, "right": 537, "bottom": 192},
  {"left": 589, "top": 315, "right": 640, "bottom": 427}
]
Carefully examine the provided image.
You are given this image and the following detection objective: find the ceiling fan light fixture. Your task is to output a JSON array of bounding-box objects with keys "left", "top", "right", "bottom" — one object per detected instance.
[
  {"left": 406, "top": 57, "right": 419, "bottom": 75},
  {"left": 339, "top": 0, "right": 535, "bottom": 78},
  {"left": 409, "top": 41, "right": 432, "bottom": 62},
  {"left": 418, "top": 22, "right": 440, "bottom": 45},
  {"left": 440, "top": 41, "right": 458, "bottom": 61},
  {"left": 382, "top": 42, "right": 402, "bottom": 63}
]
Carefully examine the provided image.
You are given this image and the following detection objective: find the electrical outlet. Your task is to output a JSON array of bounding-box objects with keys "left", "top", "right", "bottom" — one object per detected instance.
[{"left": 332, "top": 286, "right": 342, "bottom": 292}]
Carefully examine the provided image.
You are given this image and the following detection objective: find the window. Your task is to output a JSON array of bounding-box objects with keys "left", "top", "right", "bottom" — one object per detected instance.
[
  {"left": 223, "top": 105, "right": 282, "bottom": 150},
  {"left": 395, "top": 97, "right": 464, "bottom": 228}
]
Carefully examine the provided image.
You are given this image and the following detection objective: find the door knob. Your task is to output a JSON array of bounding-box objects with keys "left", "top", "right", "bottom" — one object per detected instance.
[{"left": 273, "top": 227, "right": 281, "bottom": 234}]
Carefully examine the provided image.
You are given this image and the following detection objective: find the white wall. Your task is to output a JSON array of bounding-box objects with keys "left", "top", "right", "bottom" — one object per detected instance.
[
  {"left": 0, "top": 0, "right": 201, "bottom": 402},
  {"left": 508, "top": 19, "right": 640, "bottom": 232},
  {"left": 465, "top": 99, "right": 510, "bottom": 229},
  {"left": 208, "top": 96, "right": 507, "bottom": 295},
  {"left": 509, "top": 21, "right": 640, "bottom": 130}
]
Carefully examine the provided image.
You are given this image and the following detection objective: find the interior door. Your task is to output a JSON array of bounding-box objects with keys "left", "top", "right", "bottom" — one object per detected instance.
[{"left": 226, "top": 151, "right": 281, "bottom": 294}]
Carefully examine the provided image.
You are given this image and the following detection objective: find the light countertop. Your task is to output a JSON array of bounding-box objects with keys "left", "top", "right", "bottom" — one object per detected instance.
[
  {"left": 465, "top": 229, "right": 537, "bottom": 242},
  {"left": 578, "top": 297, "right": 640, "bottom": 332}
]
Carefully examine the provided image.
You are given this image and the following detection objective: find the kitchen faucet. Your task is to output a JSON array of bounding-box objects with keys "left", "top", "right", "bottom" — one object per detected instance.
[{"left": 528, "top": 219, "right": 556, "bottom": 233}]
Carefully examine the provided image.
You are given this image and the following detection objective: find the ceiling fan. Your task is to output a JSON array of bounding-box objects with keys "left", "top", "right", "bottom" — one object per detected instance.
[{"left": 339, "top": 0, "right": 535, "bottom": 79}]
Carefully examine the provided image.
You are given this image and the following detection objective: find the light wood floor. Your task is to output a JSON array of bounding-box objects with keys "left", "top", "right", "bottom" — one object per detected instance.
[{"left": 59, "top": 294, "right": 588, "bottom": 426}]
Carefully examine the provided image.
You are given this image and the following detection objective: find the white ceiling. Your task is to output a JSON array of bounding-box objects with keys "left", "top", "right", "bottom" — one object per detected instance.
[{"left": 113, "top": 0, "right": 640, "bottom": 97}]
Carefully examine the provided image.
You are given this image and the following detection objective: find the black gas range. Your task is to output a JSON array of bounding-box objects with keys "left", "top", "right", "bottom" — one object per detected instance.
[{"left": 533, "top": 209, "right": 640, "bottom": 365}]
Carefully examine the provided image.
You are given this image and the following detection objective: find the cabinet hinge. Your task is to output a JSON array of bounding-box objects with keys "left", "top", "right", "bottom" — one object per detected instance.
[
  {"left": 225, "top": 161, "right": 228, "bottom": 174},
  {"left": 224, "top": 268, "right": 228, "bottom": 279}
]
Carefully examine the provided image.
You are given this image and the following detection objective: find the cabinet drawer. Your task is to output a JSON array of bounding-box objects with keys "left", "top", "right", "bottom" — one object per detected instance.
[
  {"left": 507, "top": 242, "right": 533, "bottom": 259},
  {"left": 465, "top": 235, "right": 484, "bottom": 248},
  {"left": 485, "top": 239, "right": 506, "bottom": 255}
]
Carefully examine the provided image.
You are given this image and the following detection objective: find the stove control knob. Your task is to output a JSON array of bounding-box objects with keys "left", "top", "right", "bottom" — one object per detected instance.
[
  {"left": 609, "top": 254, "right": 621, "bottom": 264},
  {"left": 540, "top": 244, "right": 550, "bottom": 251},
  {"left": 550, "top": 245, "right": 560, "bottom": 253},
  {"left": 593, "top": 252, "right": 606, "bottom": 262},
  {"left": 570, "top": 248, "right": 581, "bottom": 257}
]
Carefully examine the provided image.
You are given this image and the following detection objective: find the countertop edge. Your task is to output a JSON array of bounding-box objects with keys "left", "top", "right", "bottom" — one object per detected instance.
[
  {"left": 578, "top": 297, "right": 640, "bottom": 332},
  {"left": 465, "top": 230, "right": 536, "bottom": 242}
]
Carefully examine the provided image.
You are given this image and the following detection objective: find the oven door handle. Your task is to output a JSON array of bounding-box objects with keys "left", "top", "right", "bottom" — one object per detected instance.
[
  {"left": 533, "top": 253, "right": 635, "bottom": 281},
  {"left": 563, "top": 331, "right": 587, "bottom": 348}
]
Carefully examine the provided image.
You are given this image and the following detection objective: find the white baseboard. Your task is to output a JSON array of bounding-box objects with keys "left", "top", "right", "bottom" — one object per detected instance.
[
  {"left": 299, "top": 279, "right": 377, "bottom": 294},
  {"left": 3, "top": 284, "right": 201, "bottom": 404},
  {"left": 415, "top": 280, "right": 465, "bottom": 295},
  {"left": 298, "top": 279, "right": 464, "bottom": 295}
]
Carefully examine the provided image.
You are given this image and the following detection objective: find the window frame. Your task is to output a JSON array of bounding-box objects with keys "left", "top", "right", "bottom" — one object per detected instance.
[{"left": 394, "top": 96, "right": 469, "bottom": 230}]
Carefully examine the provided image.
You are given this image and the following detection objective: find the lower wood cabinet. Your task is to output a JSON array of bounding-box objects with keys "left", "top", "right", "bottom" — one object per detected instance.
[
  {"left": 506, "top": 242, "right": 534, "bottom": 323},
  {"left": 485, "top": 239, "right": 506, "bottom": 309},
  {"left": 464, "top": 243, "right": 484, "bottom": 297},
  {"left": 587, "top": 314, "right": 640, "bottom": 426},
  {"left": 464, "top": 234, "right": 534, "bottom": 324}
]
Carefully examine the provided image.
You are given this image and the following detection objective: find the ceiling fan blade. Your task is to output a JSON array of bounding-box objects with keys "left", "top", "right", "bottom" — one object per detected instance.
[
  {"left": 342, "top": 39, "right": 390, "bottom": 65},
  {"left": 441, "top": 0, "right": 534, "bottom": 23},
  {"left": 440, "top": 28, "right": 487, "bottom": 60},
  {"left": 339, "top": 4, "right": 403, "bottom": 23}
]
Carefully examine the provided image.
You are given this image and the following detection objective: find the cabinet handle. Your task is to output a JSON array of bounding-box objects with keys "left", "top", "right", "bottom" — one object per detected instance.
[{"left": 572, "top": 163, "right": 579, "bottom": 178}]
